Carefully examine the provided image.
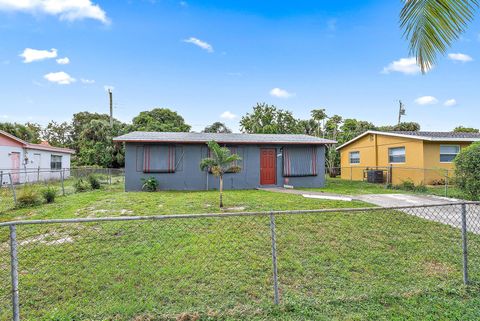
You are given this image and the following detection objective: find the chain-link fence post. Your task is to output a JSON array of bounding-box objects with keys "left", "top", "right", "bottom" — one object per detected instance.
[
  {"left": 61, "top": 169, "right": 65, "bottom": 196},
  {"left": 9, "top": 224, "right": 20, "bottom": 321},
  {"left": 269, "top": 212, "right": 279, "bottom": 305},
  {"left": 109, "top": 168, "right": 112, "bottom": 185},
  {"left": 445, "top": 170, "right": 449, "bottom": 198},
  {"left": 0, "top": 170, "right": 3, "bottom": 186},
  {"left": 8, "top": 173, "right": 17, "bottom": 207},
  {"left": 461, "top": 203, "right": 469, "bottom": 285}
]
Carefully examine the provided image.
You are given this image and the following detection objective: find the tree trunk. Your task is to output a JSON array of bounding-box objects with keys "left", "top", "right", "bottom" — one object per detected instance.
[{"left": 219, "top": 176, "right": 224, "bottom": 208}]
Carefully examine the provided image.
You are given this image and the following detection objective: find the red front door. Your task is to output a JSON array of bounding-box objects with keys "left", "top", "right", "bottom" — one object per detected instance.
[{"left": 260, "top": 148, "right": 276, "bottom": 185}]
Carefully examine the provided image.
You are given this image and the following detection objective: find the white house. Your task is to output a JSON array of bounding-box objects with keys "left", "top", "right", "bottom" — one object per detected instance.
[{"left": 0, "top": 130, "right": 75, "bottom": 185}]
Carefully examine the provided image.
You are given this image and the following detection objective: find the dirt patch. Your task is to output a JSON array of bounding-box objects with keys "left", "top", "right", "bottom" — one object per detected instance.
[
  {"left": 19, "top": 232, "right": 74, "bottom": 246},
  {"left": 424, "top": 260, "right": 454, "bottom": 277},
  {"left": 223, "top": 206, "right": 246, "bottom": 211}
]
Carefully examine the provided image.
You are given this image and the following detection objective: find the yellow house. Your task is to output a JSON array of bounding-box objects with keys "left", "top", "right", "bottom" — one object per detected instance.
[{"left": 337, "top": 131, "right": 480, "bottom": 185}]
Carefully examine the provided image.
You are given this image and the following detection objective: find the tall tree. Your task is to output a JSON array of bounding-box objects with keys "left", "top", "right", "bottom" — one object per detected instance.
[
  {"left": 0, "top": 122, "right": 41, "bottom": 143},
  {"left": 400, "top": 0, "right": 478, "bottom": 72},
  {"left": 76, "top": 120, "right": 126, "bottom": 168},
  {"left": 298, "top": 119, "right": 319, "bottom": 136},
  {"left": 200, "top": 141, "right": 241, "bottom": 208},
  {"left": 42, "top": 121, "right": 73, "bottom": 148},
  {"left": 240, "top": 103, "right": 301, "bottom": 134},
  {"left": 132, "top": 108, "right": 191, "bottom": 132},
  {"left": 203, "top": 122, "right": 232, "bottom": 133},
  {"left": 311, "top": 109, "right": 327, "bottom": 137},
  {"left": 454, "top": 126, "right": 479, "bottom": 133},
  {"left": 340, "top": 119, "right": 376, "bottom": 143}
]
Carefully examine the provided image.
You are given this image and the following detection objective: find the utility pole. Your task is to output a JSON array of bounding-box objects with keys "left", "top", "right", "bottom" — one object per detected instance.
[
  {"left": 397, "top": 100, "right": 406, "bottom": 125},
  {"left": 108, "top": 89, "right": 113, "bottom": 127}
]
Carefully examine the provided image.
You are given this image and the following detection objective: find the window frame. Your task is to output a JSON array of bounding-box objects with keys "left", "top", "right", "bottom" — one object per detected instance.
[
  {"left": 439, "top": 145, "right": 460, "bottom": 163},
  {"left": 388, "top": 147, "right": 406, "bottom": 164},
  {"left": 50, "top": 154, "right": 62, "bottom": 170},
  {"left": 349, "top": 151, "right": 360, "bottom": 165}
]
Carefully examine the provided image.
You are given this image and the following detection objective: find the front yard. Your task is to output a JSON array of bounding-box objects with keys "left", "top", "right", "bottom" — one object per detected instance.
[{"left": 0, "top": 181, "right": 479, "bottom": 320}]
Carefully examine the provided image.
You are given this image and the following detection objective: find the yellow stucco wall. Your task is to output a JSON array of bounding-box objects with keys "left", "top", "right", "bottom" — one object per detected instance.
[{"left": 339, "top": 133, "right": 471, "bottom": 185}]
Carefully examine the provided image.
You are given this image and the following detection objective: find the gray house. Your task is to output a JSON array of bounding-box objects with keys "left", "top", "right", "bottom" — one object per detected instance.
[{"left": 113, "top": 132, "right": 335, "bottom": 191}]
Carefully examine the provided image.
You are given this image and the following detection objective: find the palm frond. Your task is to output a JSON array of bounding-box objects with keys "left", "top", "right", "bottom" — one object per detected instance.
[
  {"left": 225, "top": 154, "right": 242, "bottom": 163},
  {"left": 199, "top": 158, "right": 216, "bottom": 171},
  {"left": 400, "top": 0, "right": 478, "bottom": 72}
]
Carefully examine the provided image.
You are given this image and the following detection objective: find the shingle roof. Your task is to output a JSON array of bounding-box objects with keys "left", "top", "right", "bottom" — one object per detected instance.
[
  {"left": 0, "top": 130, "right": 75, "bottom": 154},
  {"left": 113, "top": 131, "right": 336, "bottom": 145},
  {"left": 337, "top": 130, "right": 480, "bottom": 150},
  {"left": 392, "top": 131, "right": 480, "bottom": 139}
]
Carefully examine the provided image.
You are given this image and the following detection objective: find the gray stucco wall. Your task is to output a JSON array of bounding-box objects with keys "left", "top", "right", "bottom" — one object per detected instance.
[{"left": 124, "top": 143, "right": 326, "bottom": 191}]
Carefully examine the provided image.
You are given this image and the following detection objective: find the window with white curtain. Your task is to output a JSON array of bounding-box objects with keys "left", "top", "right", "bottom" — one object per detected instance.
[
  {"left": 440, "top": 145, "right": 460, "bottom": 163},
  {"left": 349, "top": 151, "right": 360, "bottom": 164},
  {"left": 388, "top": 147, "right": 405, "bottom": 163}
]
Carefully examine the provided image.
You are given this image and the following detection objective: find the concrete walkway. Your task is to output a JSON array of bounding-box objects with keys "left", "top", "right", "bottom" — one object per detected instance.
[{"left": 258, "top": 187, "right": 480, "bottom": 233}]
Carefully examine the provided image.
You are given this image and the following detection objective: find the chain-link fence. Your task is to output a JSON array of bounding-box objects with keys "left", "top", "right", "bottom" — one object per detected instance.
[
  {"left": 329, "top": 166, "right": 457, "bottom": 196},
  {"left": 1, "top": 202, "right": 479, "bottom": 320},
  {"left": 0, "top": 168, "right": 124, "bottom": 212}
]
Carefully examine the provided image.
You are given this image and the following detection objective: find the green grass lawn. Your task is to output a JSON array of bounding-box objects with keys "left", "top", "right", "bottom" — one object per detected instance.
[
  {"left": 310, "top": 177, "right": 470, "bottom": 200},
  {"left": 1, "top": 183, "right": 479, "bottom": 320},
  {"left": 307, "top": 178, "right": 403, "bottom": 195}
]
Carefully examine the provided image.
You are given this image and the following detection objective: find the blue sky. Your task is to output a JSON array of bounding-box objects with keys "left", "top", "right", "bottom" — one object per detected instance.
[{"left": 0, "top": 0, "right": 479, "bottom": 132}]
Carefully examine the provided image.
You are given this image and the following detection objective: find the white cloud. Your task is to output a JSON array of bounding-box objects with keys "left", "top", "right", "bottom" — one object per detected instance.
[
  {"left": 81, "top": 78, "right": 95, "bottom": 84},
  {"left": 448, "top": 53, "right": 473, "bottom": 63},
  {"left": 0, "top": 0, "right": 109, "bottom": 24},
  {"left": 56, "top": 57, "right": 70, "bottom": 65},
  {"left": 20, "top": 48, "right": 57, "bottom": 63},
  {"left": 444, "top": 99, "right": 457, "bottom": 107},
  {"left": 269, "top": 87, "right": 295, "bottom": 98},
  {"left": 183, "top": 37, "right": 213, "bottom": 53},
  {"left": 220, "top": 111, "right": 237, "bottom": 120},
  {"left": 382, "top": 57, "right": 422, "bottom": 75},
  {"left": 414, "top": 96, "right": 438, "bottom": 105},
  {"left": 44, "top": 71, "right": 75, "bottom": 85}
]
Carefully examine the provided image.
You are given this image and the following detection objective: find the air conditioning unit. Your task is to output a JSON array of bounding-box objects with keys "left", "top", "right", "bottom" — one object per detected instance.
[{"left": 367, "top": 170, "right": 384, "bottom": 184}]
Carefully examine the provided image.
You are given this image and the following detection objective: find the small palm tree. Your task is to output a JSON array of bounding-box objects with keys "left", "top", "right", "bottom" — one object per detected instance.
[{"left": 200, "top": 141, "right": 242, "bottom": 208}]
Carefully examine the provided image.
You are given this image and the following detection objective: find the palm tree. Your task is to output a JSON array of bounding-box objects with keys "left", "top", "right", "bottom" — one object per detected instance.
[
  {"left": 400, "top": 0, "right": 478, "bottom": 73},
  {"left": 311, "top": 109, "right": 327, "bottom": 138},
  {"left": 200, "top": 141, "right": 241, "bottom": 208}
]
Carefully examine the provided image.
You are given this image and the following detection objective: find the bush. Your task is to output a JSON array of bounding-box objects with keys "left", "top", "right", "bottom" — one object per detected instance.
[
  {"left": 141, "top": 177, "right": 159, "bottom": 192},
  {"left": 430, "top": 178, "right": 446, "bottom": 186},
  {"left": 393, "top": 180, "right": 427, "bottom": 193},
  {"left": 88, "top": 174, "right": 101, "bottom": 190},
  {"left": 396, "top": 180, "right": 416, "bottom": 191},
  {"left": 41, "top": 186, "right": 57, "bottom": 203},
  {"left": 17, "top": 186, "right": 41, "bottom": 208},
  {"left": 455, "top": 142, "right": 480, "bottom": 200},
  {"left": 74, "top": 179, "right": 91, "bottom": 193}
]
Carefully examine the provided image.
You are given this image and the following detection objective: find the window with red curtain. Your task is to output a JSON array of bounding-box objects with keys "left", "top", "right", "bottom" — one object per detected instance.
[
  {"left": 283, "top": 146, "right": 317, "bottom": 177},
  {"left": 143, "top": 145, "right": 176, "bottom": 173}
]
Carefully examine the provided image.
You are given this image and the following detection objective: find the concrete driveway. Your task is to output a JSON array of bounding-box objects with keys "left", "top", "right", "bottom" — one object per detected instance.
[
  {"left": 353, "top": 193, "right": 461, "bottom": 207},
  {"left": 259, "top": 187, "right": 480, "bottom": 233}
]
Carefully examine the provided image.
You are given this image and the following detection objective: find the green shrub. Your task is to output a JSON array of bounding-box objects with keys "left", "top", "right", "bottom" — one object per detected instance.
[
  {"left": 393, "top": 180, "right": 427, "bottom": 193},
  {"left": 74, "top": 179, "right": 91, "bottom": 193},
  {"left": 396, "top": 180, "right": 416, "bottom": 191},
  {"left": 17, "top": 186, "right": 41, "bottom": 208},
  {"left": 141, "top": 177, "right": 159, "bottom": 192},
  {"left": 41, "top": 186, "right": 57, "bottom": 203},
  {"left": 455, "top": 142, "right": 480, "bottom": 200},
  {"left": 88, "top": 174, "right": 101, "bottom": 190}
]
